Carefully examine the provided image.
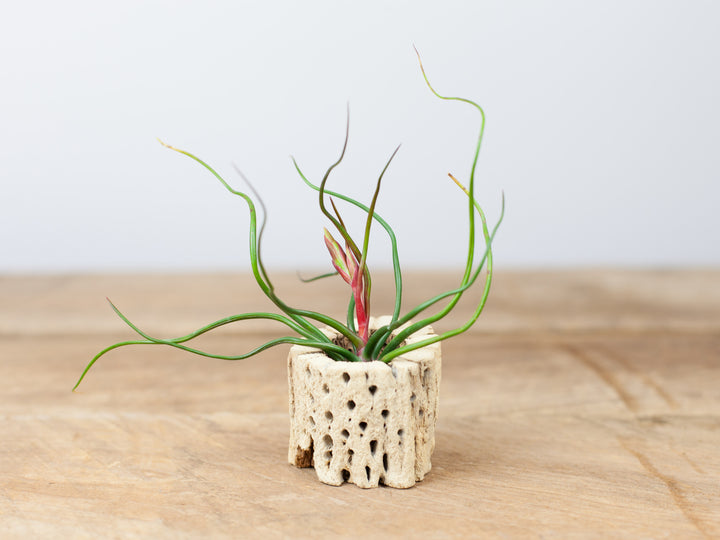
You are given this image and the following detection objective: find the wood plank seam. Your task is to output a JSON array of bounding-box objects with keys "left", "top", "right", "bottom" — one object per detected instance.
[{"left": 617, "top": 437, "right": 716, "bottom": 539}]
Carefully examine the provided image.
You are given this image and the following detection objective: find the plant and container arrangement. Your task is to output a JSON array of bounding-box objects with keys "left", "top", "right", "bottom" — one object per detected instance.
[{"left": 74, "top": 50, "right": 504, "bottom": 488}]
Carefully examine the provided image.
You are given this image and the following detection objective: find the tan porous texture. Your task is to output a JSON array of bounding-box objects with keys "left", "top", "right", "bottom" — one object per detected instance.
[{"left": 288, "top": 316, "right": 441, "bottom": 488}]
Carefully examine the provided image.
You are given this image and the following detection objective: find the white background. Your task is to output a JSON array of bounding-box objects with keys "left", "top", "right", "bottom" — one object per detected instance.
[{"left": 2, "top": 1, "right": 718, "bottom": 273}]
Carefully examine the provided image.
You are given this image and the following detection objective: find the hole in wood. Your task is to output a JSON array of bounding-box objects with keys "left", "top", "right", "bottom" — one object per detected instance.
[{"left": 322, "top": 434, "right": 333, "bottom": 449}]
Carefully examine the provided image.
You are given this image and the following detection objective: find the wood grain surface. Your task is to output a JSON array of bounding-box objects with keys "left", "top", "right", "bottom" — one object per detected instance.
[{"left": 1, "top": 270, "right": 719, "bottom": 539}]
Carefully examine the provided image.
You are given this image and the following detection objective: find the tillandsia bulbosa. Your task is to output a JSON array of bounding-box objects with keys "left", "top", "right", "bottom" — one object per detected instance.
[{"left": 73, "top": 48, "right": 505, "bottom": 391}]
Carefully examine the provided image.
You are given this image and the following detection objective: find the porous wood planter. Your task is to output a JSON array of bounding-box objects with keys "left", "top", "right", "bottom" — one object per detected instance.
[{"left": 287, "top": 316, "right": 441, "bottom": 488}]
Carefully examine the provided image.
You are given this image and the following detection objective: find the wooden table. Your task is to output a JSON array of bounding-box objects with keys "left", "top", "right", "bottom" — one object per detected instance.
[{"left": 2, "top": 271, "right": 719, "bottom": 538}]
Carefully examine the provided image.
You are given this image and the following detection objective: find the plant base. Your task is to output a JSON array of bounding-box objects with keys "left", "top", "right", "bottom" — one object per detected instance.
[{"left": 287, "top": 317, "right": 441, "bottom": 488}]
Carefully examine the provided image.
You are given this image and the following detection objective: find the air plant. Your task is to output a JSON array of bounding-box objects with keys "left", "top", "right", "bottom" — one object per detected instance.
[{"left": 73, "top": 50, "right": 504, "bottom": 391}]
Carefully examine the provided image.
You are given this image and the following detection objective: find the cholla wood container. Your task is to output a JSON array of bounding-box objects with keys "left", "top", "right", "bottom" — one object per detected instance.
[{"left": 287, "top": 316, "right": 441, "bottom": 488}]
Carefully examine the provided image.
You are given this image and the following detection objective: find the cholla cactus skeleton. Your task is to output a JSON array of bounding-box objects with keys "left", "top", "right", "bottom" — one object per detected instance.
[{"left": 73, "top": 49, "right": 504, "bottom": 390}]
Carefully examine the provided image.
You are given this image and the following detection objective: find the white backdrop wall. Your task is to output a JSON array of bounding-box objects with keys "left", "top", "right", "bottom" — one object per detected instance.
[{"left": 2, "top": 1, "right": 718, "bottom": 273}]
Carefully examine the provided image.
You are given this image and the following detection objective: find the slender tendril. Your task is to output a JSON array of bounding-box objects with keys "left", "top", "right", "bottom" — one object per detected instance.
[
  {"left": 231, "top": 163, "right": 272, "bottom": 291},
  {"left": 297, "top": 270, "right": 338, "bottom": 283}
]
